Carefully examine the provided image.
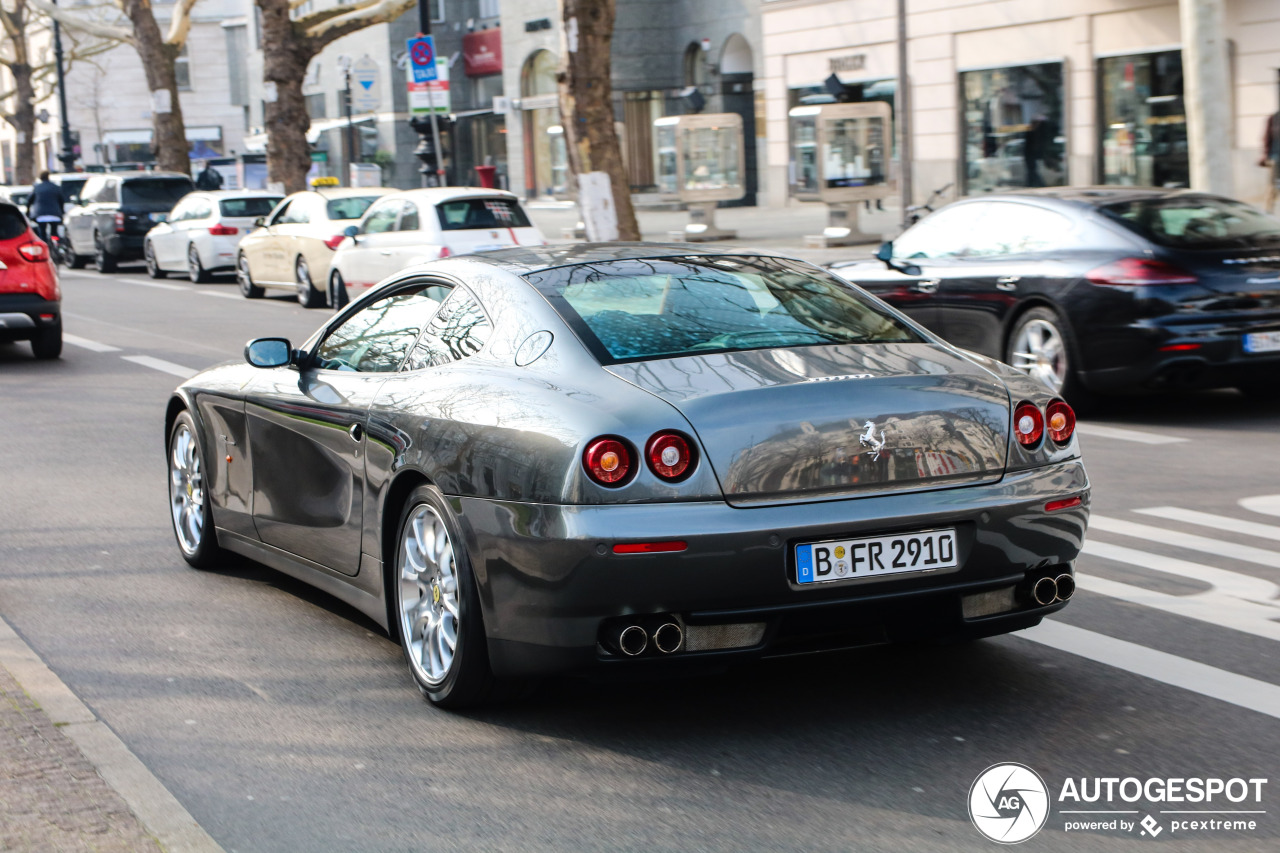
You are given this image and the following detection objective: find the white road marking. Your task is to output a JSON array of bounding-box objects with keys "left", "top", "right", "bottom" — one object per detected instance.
[
  {"left": 115, "top": 279, "right": 189, "bottom": 292},
  {"left": 1089, "top": 515, "right": 1280, "bottom": 570},
  {"left": 1082, "top": 540, "right": 1280, "bottom": 605},
  {"left": 1020, "top": 621, "right": 1280, "bottom": 719},
  {"left": 198, "top": 290, "right": 243, "bottom": 300},
  {"left": 120, "top": 355, "right": 197, "bottom": 379},
  {"left": 1241, "top": 495, "right": 1280, "bottom": 518},
  {"left": 1076, "top": 573, "right": 1280, "bottom": 642},
  {"left": 1135, "top": 507, "right": 1280, "bottom": 543},
  {"left": 62, "top": 333, "right": 122, "bottom": 353},
  {"left": 1074, "top": 423, "right": 1188, "bottom": 444}
]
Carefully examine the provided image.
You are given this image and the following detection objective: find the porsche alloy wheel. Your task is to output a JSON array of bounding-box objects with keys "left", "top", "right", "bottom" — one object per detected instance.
[
  {"left": 168, "top": 412, "right": 220, "bottom": 568},
  {"left": 1008, "top": 309, "right": 1068, "bottom": 394},
  {"left": 394, "top": 486, "right": 497, "bottom": 707}
]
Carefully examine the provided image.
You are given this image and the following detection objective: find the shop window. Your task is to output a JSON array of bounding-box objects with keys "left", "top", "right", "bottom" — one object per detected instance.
[
  {"left": 175, "top": 45, "right": 191, "bottom": 91},
  {"left": 960, "top": 63, "right": 1064, "bottom": 194},
  {"left": 1098, "top": 50, "right": 1187, "bottom": 188},
  {"left": 787, "top": 79, "right": 894, "bottom": 200}
]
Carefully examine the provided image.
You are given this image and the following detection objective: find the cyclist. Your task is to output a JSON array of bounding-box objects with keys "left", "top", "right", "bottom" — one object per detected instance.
[{"left": 26, "top": 171, "right": 66, "bottom": 245}]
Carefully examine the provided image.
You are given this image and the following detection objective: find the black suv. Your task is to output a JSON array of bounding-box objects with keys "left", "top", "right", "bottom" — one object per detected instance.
[{"left": 63, "top": 172, "right": 193, "bottom": 272}]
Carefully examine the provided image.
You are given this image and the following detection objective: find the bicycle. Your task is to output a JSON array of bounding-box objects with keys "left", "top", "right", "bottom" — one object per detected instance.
[{"left": 904, "top": 182, "right": 954, "bottom": 226}]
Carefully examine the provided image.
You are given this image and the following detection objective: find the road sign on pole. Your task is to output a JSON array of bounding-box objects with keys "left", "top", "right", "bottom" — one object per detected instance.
[
  {"left": 407, "top": 57, "right": 449, "bottom": 115},
  {"left": 350, "top": 56, "right": 380, "bottom": 113},
  {"left": 406, "top": 36, "right": 438, "bottom": 83}
]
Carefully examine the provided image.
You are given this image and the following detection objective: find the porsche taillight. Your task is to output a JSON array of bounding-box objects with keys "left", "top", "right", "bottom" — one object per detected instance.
[
  {"left": 1086, "top": 258, "right": 1197, "bottom": 286},
  {"left": 1046, "top": 399, "right": 1076, "bottom": 444},
  {"left": 584, "top": 437, "right": 632, "bottom": 486},
  {"left": 645, "top": 431, "right": 695, "bottom": 480},
  {"left": 1013, "top": 401, "right": 1044, "bottom": 447}
]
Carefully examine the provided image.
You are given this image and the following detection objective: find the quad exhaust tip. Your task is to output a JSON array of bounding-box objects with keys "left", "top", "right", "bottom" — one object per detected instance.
[
  {"left": 1031, "top": 576, "right": 1059, "bottom": 607},
  {"left": 617, "top": 625, "right": 648, "bottom": 657},
  {"left": 652, "top": 622, "right": 684, "bottom": 654},
  {"left": 1054, "top": 573, "right": 1075, "bottom": 602}
]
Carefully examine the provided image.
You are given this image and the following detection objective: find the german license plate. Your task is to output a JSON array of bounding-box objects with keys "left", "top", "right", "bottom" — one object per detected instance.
[
  {"left": 795, "top": 528, "right": 957, "bottom": 585},
  {"left": 1243, "top": 331, "right": 1280, "bottom": 354}
]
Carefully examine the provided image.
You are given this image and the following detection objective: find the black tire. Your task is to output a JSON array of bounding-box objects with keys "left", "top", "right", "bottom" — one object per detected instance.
[
  {"left": 237, "top": 253, "right": 263, "bottom": 299},
  {"left": 167, "top": 411, "right": 223, "bottom": 569},
  {"left": 30, "top": 321, "right": 62, "bottom": 360},
  {"left": 393, "top": 485, "right": 501, "bottom": 709},
  {"left": 329, "top": 269, "right": 349, "bottom": 311},
  {"left": 61, "top": 238, "right": 87, "bottom": 269},
  {"left": 295, "top": 255, "right": 324, "bottom": 308},
  {"left": 1005, "top": 306, "right": 1093, "bottom": 409},
  {"left": 187, "top": 244, "right": 211, "bottom": 283},
  {"left": 144, "top": 241, "right": 167, "bottom": 279},
  {"left": 93, "top": 234, "right": 118, "bottom": 273}
]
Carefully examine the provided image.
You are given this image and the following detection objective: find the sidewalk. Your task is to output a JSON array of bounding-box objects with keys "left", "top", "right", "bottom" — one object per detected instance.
[
  {"left": 0, "top": 618, "right": 222, "bottom": 852},
  {"left": 524, "top": 197, "right": 899, "bottom": 266}
]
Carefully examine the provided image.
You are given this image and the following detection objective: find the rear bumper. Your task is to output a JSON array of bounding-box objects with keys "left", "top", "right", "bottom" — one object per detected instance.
[
  {"left": 0, "top": 294, "right": 60, "bottom": 342},
  {"left": 104, "top": 233, "right": 146, "bottom": 259},
  {"left": 455, "top": 459, "right": 1090, "bottom": 677}
]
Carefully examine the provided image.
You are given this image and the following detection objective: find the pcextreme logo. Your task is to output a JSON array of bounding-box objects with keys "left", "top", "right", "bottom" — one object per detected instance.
[{"left": 969, "top": 763, "right": 1051, "bottom": 844}]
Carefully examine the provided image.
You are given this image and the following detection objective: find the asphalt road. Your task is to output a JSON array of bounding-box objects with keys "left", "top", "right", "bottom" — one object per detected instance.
[{"left": 1, "top": 264, "right": 1277, "bottom": 852}]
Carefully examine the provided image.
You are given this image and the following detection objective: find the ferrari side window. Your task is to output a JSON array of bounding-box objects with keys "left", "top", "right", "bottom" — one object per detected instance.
[
  {"left": 403, "top": 287, "right": 492, "bottom": 370},
  {"left": 314, "top": 284, "right": 449, "bottom": 373}
]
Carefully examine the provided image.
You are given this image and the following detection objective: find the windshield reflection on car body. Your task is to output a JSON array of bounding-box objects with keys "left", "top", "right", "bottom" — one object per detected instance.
[
  {"left": 527, "top": 256, "right": 922, "bottom": 364},
  {"left": 1101, "top": 196, "right": 1280, "bottom": 251}
]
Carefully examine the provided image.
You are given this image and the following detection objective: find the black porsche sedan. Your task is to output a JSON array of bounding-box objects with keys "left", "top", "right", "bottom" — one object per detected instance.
[
  {"left": 166, "top": 245, "right": 1088, "bottom": 708},
  {"left": 830, "top": 188, "right": 1280, "bottom": 403}
]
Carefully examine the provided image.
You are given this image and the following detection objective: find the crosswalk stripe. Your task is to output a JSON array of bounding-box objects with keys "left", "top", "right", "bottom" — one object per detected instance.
[
  {"left": 1241, "top": 495, "right": 1280, "bottom": 518},
  {"left": 1082, "top": 540, "right": 1280, "bottom": 604},
  {"left": 1089, "top": 515, "right": 1280, "bottom": 571},
  {"left": 1020, "top": 621, "right": 1280, "bottom": 719},
  {"left": 62, "top": 333, "right": 122, "bottom": 353},
  {"left": 120, "top": 355, "right": 197, "bottom": 379},
  {"left": 1075, "top": 423, "right": 1187, "bottom": 444},
  {"left": 1076, "top": 573, "right": 1280, "bottom": 642},
  {"left": 1134, "top": 507, "right": 1280, "bottom": 542}
]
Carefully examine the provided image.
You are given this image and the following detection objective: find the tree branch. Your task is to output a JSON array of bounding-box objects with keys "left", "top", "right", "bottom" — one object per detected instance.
[
  {"left": 27, "top": 0, "right": 135, "bottom": 45},
  {"left": 163, "top": 0, "right": 200, "bottom": 46},
  {"left": 301, "top": 0, "right": 414, "bottom": 48}
]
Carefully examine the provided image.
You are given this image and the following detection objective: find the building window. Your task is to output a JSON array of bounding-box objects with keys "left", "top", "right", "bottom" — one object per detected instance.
[
  {"left": 175, "top": 45, "right": 191, "bottom": 91},
  {"left": 430, "top": 0, "right": 444, "bottom": 23},
  {"left": 1098, "top": 50, "right": 1186, "bottom": 188},
  {"left": 960, "top": 63, "right": 1064, "bottom": 194},
  {"left": 306, "top": 93, "right": 327, "bottom": 120},
  {"left": 225, "top": 25, "right": 249, "bottom": 106},
  {"left": 478, "top": 0, "right": 497, "bottom": 19}
]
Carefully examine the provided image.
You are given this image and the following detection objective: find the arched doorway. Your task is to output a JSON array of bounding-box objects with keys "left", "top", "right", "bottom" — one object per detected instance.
[
  {"left": 521, "top": 50, "right": 567, "bottom": 199},
  {"left": 719, "top": 34, "right": 756, "bottom": 205}
]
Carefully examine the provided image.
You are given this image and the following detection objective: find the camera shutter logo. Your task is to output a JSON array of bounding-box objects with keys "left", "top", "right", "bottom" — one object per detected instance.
[{"left": 969, "top": 763, "right": 1050, "bottom": 844}]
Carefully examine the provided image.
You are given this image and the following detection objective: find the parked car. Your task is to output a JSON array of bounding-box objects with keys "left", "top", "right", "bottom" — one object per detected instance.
[
  {"left": 0, "top": 185, "right": 33, "bottom": 207},
  {"left": 63, "top": 172, "right": 194, "bottom": 271},
  {"left": 0, "top": 200, "right": 61, "bottom": 359},
  {"left": 235, "top": 186, "right": 393, "bottom": 308},
  {"left": 328, "top": 188, "right": 546, "bottom": 307},
  {"left": 144, "top": 190, "right": 283, "bottom": 282},
  {"left": 829, "top": 187, "right": 1280, "bottom": 403},
  {"left": 49, "top": 172, "right": 91, "bottom": 213},
  {"left": 165, "top": 244, "right": 1088, "bottom": 708}
]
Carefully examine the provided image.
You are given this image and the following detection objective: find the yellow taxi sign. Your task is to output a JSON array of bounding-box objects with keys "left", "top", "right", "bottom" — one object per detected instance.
[{"left": 310, "top": 176, "right": 341, "bottom": 187}]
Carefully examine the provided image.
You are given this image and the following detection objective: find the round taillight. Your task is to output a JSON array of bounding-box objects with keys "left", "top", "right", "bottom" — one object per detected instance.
[
  {"left": 583, "top": 438, "right": 632, "bottom": 485},
  {"left": 646, "top": 431, "right": 694, "bottom": 480},
  {"left": 1046, "top": 399, "right": 1076, "bottom": 444},
  {"left": 1013, "top": 401, "right": 1044, "bottom": 447}
]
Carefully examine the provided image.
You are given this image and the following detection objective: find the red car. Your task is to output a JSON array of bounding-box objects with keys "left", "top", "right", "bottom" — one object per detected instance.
[{"left": 0, "top": 201, "right": 61, "bottom": 359}]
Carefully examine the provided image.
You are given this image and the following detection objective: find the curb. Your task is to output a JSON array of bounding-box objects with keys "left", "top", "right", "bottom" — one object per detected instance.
[{"left": 0, "top": 616, "right": 224, "bottom": 853}]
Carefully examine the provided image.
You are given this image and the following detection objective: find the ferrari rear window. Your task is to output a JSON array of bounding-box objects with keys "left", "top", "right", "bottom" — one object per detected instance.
[
  {"left": 437, "top": 198, "right": 532, "bottom": 231},
  {"left": 528, "top": 256, "right": 922, "bottom": 363},
  {"left": 1101, "top": 196, "right": 1280, "bottom": 250}
]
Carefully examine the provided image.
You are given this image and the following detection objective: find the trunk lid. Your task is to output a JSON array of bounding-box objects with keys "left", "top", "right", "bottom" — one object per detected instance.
[
  {"left": 1162, "top": 245, "right": 1280, "bottom": 309},
  {"left": 444, "top": 225, "right": 543, "bottom": 254},
  {"left": 607, "top": 343, "right": 1011, "bottom": 506}
]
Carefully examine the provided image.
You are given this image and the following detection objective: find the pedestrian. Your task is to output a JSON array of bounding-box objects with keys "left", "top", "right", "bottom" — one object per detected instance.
[
  {"left": 195, "top": 160, "right": 224, "bottom": 191},
  {"left": 26, "top": 171, "right": 65, "bottom": 246},
  {"left": 1261, "top": 110, "right": 1280, "bottom": 212}
]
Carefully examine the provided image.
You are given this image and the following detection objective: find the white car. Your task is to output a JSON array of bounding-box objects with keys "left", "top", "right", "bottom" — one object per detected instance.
[
  {"left": 328, "top": 188, "right": 545, "bottom": 306},
  {"left": 144, "top": 190, "right": 283, "bottom": 282}
]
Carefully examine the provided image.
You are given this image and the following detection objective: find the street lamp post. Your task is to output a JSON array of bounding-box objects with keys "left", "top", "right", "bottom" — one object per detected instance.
[
  {"left": 410, "top": 0, "right": 445, "bottom": 186},
  {"left": 52, "top": 0, "right": 77, "bottom": 171}
]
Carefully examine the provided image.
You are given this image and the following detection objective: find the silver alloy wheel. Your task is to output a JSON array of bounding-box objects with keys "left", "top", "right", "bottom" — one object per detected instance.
[
  {"left": 168, "top": 422, "right": 205, "bottom": 556},
  {"left": 296, "top": 257, "right": 312, "bottom": 296},
  {"left": 398, "top": 505, "right": 460, "bottom": 686},
  {"left": 145, "top": 242, "right": 159, "bottom": 276},
  {"left": 188, "top": 245, "right": 202, "bottom": 280},
  {"left": 1010, "top": 318, "right": 1067, "bottom": 393}
]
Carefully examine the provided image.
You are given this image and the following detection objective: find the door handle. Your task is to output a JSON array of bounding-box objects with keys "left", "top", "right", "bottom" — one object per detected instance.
[
  {"left": 915, "top": 279, "right": 940, "bottom": 294},
  {"left": 996, "top": 276, "right": 1020, "bottom": 291},
  {"left": 348, "top": 423, "right": 364, "bottom": 442}
]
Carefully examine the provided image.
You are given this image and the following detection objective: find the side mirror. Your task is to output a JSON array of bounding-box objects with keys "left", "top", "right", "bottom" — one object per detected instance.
[
  {"left": 343, "top": 225, "right": 359, "bottom": 238},
  {"left": 244, "top": 337, "right": 293, "bottom": 368},
  {"left": 875, "top": 241, "right": 894, "bottom": 264},
  {"left": 253, "top": 217, "right": 266, "bottom": 228}
]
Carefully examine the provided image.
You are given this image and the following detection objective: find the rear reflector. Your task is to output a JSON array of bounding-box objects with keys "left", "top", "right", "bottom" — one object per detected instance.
[
  {"left": 612, "top": 541, "right": 687, "bottom": 554},
  {"left": 1086, "top": 258, "right": 1198, "bottom": 286},
  {"left": 1045, "top": 497, "right": 1083, "bottom": 513},
  {"left": 1159, "top": 343, "right": 1202, "bottom": 352},
  {"left": 439, "top": 246, "right": 451, "bottom": 258}
]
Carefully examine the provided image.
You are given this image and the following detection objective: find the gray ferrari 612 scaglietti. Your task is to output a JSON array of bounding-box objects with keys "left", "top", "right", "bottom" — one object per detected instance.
[{"left": 165, "top": 244, "right": 1090, "bottom": 708}]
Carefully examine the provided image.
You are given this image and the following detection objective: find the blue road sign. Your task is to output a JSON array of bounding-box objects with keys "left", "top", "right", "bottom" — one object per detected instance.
[{"left": 407, "top": 36, "right": 438, "bottom": 83}]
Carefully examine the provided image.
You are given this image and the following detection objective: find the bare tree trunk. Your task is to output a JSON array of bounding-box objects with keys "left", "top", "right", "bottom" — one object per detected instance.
[
  {"left": 257, "top": 0, "right": 314, "bottom": 193},
  {"left": 8, "top": 62, "right": 37, "bottom": 183},
  {"left": 123, "top": 0, "right": 189, "bottom": 174},
  {"left": 557, "top": 0, "right": 639, "bottom": 241}
]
